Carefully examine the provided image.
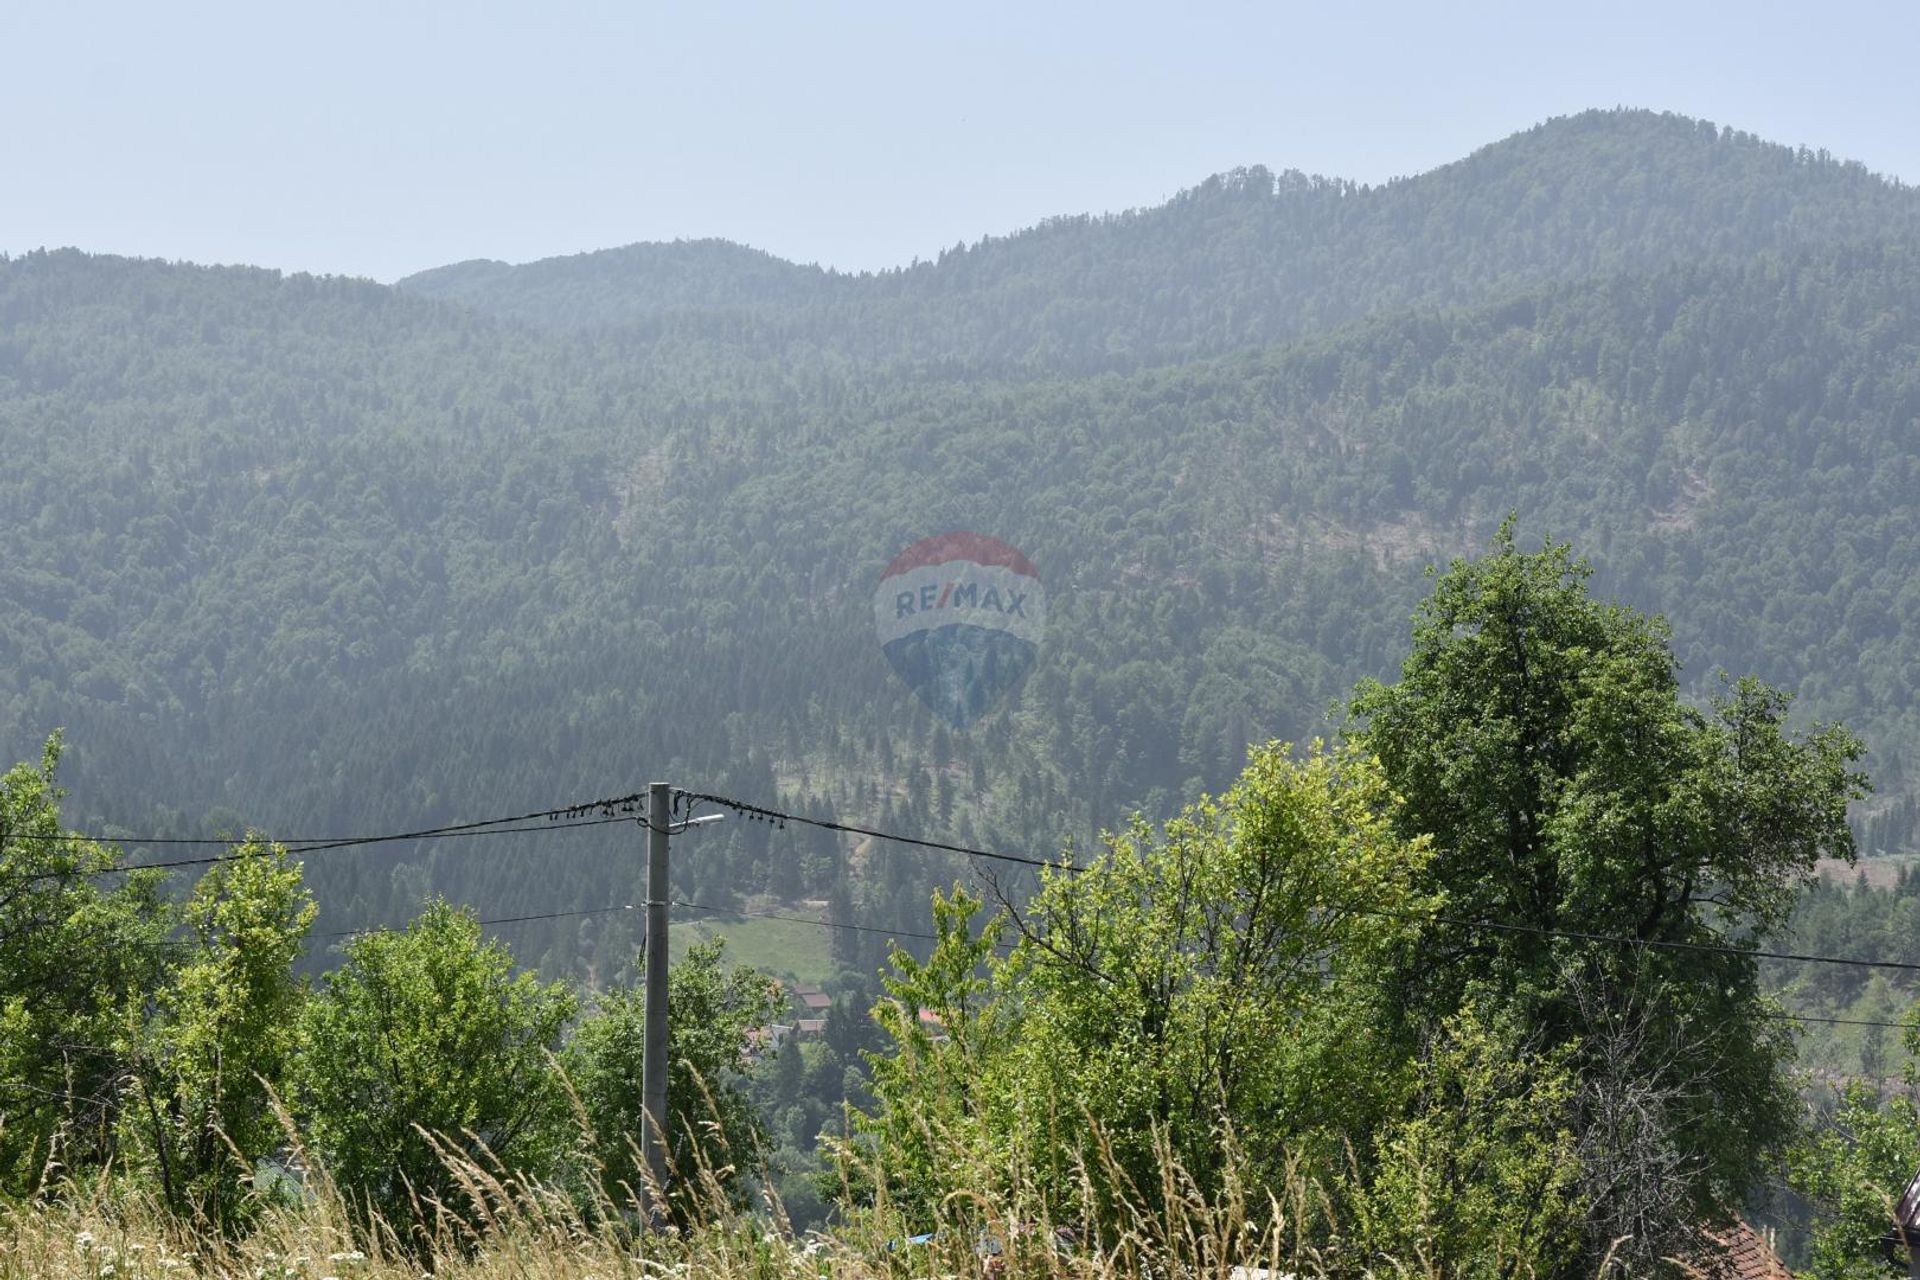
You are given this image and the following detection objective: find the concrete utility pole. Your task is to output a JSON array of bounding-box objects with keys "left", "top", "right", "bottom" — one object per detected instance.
[{"left": 642, "top": 780, "right": 671, "bottom": 1220}]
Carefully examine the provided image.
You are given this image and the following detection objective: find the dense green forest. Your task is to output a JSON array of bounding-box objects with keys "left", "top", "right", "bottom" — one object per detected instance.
[
  {"left": 11, "top": 105, "right": 1920, "bottom": 1272},
  {"left": 5, "top": 105, "right": 1920, "bottom": 972},
  {"left": 0, "top": 536, "right": 1900, "bottom": 1279}
]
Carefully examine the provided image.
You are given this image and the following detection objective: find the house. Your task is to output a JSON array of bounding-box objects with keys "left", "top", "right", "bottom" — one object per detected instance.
[
  {"left": 744, "top": 1023, "right": 795, "bottom": 1059},
  {"left": 1691, "top": 1220, "right": 1793, "bottom": 1280},
  {"left": 790, "top": 981, "right": 832, "bottom": 1012},
  {"left": 795, "top": 1018, "right": 827, "bottom": 1037}
]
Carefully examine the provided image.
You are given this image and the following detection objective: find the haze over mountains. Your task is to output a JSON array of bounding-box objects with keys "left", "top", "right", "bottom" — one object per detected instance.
[
  {"left": 4, "top": 107, "right": 1920, "bottom": 964},
  {"left": 399, "top": 109, "right": 1919, "bottom": 367}
]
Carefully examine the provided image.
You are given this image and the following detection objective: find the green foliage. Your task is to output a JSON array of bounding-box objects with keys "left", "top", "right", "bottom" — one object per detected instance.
[
  {"left": 1346, "top": 1007, "right": 1583, "bottom": 1279},
  {"left": 1774, "top": 868, "right": 1920, "bottom": 1076},
  {"left": 994, "top": 742, "right": 1431, "bottom": 1204},
  {"left": 1790, "top": 1000, "right": 1920, "bottom": 1280},
  {"left": 569, "top": 936, "right": 783, "bottom": 1222},
  {"left": 400, "top": 111, "right": 1920, "bottom": 373},
  {"left": 120, "top": 837, "right": 315, "bottom": 1229},
  {"left": 11, "top": 111, "right": 1920, "bottom": 986},
  {"left": 1790, "top": 1079, "right": 1920, "bottom": 1280},
  {"left": 292, "top": 900, "right": 577, "bottom": 1237},
  {"left": 854, "top": 743, "right": 1433, "bottom": 1232},
  {"left": 849, "top": 887, "right": 1008, "bottom": 1220},
  {"left": 1353, "top": 526, "right": 1868, "bottom": 1258},
  {"left": 0, "top": 734, "right": 168, "bottom": 1193},
  {"left": 9, "top": 106, "right": 1920, "bottom": 1268}
]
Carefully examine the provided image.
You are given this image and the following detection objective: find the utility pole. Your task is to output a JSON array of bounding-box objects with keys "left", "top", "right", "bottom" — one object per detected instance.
[{"left": 642, "top": 780, "right": 671, "bottom": 1221}]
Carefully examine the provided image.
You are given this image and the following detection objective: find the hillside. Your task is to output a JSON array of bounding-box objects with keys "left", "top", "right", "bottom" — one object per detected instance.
[
  {"left": 5, "top": 108, "right": 1920, "bottom": 971},
  {"left": 399, "top": 109, "right": 1920, "bottom": 371}
]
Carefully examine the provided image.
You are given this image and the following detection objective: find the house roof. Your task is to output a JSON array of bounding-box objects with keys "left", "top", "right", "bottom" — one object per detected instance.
[
  {"left": 1884, "top": 1166, "right": 1920, "bottom": 1258},
  {"left": 1690, "top": 1220, "right": 1793, "bottom": 1280},
  {"left": 1897, "top": 1167, "right": 1920, "bottom": 1236},
  {"left": 798, "top": 991, "right": 832, "bottom": 1010}
]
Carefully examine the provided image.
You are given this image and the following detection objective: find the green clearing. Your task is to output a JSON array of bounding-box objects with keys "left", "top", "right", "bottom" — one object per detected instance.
[{"left": 670, "top": 908, "right": 836, "bottom": 987}]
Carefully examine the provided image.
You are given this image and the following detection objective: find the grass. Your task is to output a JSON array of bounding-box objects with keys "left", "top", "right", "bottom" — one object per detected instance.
[
  {"left": 0, "top": 1090, "right": 1773, "bottom": 1280},
  {"left": 672, "top": 903, "right": 836, "bottom": 986},
  {"left": 0, "top": 1142, "right": 1762, "bottom": 1280}
]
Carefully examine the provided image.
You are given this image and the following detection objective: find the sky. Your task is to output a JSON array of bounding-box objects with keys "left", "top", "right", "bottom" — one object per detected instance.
[{"left": 5, "top": 1, "right": 1919, "bottom": 283}]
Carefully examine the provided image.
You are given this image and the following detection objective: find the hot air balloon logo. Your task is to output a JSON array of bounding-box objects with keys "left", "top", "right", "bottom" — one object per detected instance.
[{"left": 874, "top": 532, "right": 1045, "bottom": 729}]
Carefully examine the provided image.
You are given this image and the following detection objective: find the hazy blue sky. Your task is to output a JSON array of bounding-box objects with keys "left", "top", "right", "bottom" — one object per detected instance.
[{"left": 6, "top": 1, "right": 1917, "bottom": 282}]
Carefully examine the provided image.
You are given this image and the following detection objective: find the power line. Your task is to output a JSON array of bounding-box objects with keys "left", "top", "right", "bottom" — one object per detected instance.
[
  {"left": 676, "top": 789, "right": 1083, "bottom": 874},
  {"left": 18, "top": 779, "right": 1920, "bottom": 1001},
  {"left": 1764, "top": 1011, "right": 1914, "bottom": 1031},
  {"left": 323, "top": 903, "right": 637, "bottom": 940},
  {"left": 1404, "top": 908, "right": 1920, "bottom": 976},
  {"left": 673, "top": 898, "right": 1907, "bottom": 1033},
  {"left": 8, "top": 794, "right": 648, "bottom": 884},
  {"left": 117, "top": 814, "right": 638, "bottom": 874},
  {"left": 5, "top": 796, "right": 646, "bottom": 849},
  {"left": 137, "top": 902, "right": 641, "bottom": 950},
  {"left": 680, "top": 793, "right": 1920, "bottom": 980}
]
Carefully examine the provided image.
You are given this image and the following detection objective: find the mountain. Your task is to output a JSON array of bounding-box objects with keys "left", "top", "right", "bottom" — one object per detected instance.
[
  {"left": 6, "top": 107, "right": 1920, "bottom": 975},
  {"left": 398, "top": 109, "right": 1920, "bottom": 371},
  {"left": 398, "top": 239, "right": 840, "bottom": 325}
]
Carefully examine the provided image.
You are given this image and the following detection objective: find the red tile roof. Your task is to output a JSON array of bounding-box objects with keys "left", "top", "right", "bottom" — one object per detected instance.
[{"left": 1688, "top": 1220, "right": 1793, "bottom": 1280}]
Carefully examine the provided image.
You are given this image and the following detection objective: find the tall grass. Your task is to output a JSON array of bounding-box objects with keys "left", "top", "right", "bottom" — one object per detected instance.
[{"left": 0, "top": 1106, "right": 1679, "bottom": 1280}]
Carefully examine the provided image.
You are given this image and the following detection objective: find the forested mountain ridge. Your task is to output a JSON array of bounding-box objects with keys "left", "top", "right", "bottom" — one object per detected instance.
[
  {"left": 398, "top": 239, "right": 841, "bottom": 328},
  {"left": 6, "top": 108, "right": 1920, "bottom": 976},
  {"left": 397, "top": 109, "right": 1920, "bottom": 373}
]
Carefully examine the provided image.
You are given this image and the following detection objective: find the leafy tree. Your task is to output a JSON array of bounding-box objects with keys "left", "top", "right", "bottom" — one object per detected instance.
[
  {"left": 120, "top": 837, "right": 314, "bottom": 1229},
  {"left": 0, "top": 735, "right": 167, "bottom": 1193},
  {"left": 853, "top": 742, "right": 1433, "bottom": 1230},
  {"left": 1791, "top": 997, "right": 1920, "bottom": 1280},
  {"left": 847, "top": 886, "right": 1007, "bottom": 1222},
  {"left": 15, "top": 107, "right": 1920, "bottom": 1224},
  {"left": 992, "top": 741, "right": 1431, "bottom": 1207},
  {"left": 1352, "top": 525, "right": 1868, "bottom": 1263},
  {"left": 1790, "top": 1078, "right": 1920, "bottom": 1280},
  {"left": 1347, "top": 1006, "right": 1583, "bottom": 1279},
  {"left": 568, "top": 936, "right": 782, "bottom": 1223},
  {"left": 292, "top": 900, "right": 576, "bottom": 1238}
]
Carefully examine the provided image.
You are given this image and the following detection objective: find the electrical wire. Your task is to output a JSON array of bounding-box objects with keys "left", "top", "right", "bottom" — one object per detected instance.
[
  {"left": 4, "top": 797, "right": 647, "bottom": 848},
  {"left": 1763, "top": 1011, "right": 1914, "bottom": 1030},
  {"left": 6, "top": 794, "right": 648, "bottom": 884},
  {"left": 686, "top": 789, "right": 1920, "bottom": 980},
  {"left": 676, "top": 788, "right": 1083, "bottom": 874},
  {"left": 324, "top": 903, "right": 637, "bottom": 940},
  {"left": 14, "top": 781, "right": 1920, "bottom": 1030},
  {"left": 1397, "top": 908, "right": 1920, "bottom": 976},
  {"left": 670, "top": 899, "right": 1907, "bottom": 1033}
]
